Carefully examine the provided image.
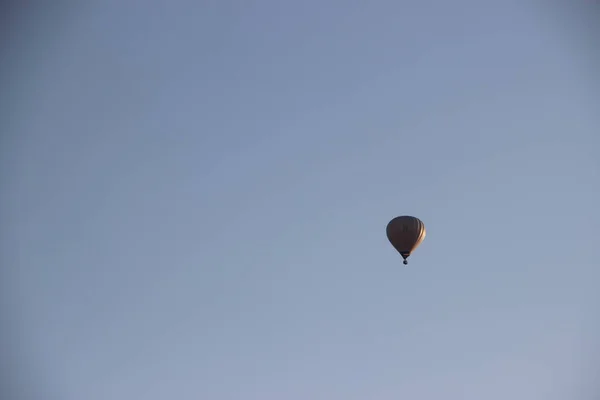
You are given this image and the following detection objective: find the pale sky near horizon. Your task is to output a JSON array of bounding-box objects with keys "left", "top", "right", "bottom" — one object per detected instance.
[{"left": 2, "top": 2, "right": 599, "bottom": 399}]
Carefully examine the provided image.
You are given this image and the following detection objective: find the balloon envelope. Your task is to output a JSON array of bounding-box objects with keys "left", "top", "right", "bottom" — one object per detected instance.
[{"left": 386, "top": 216, "right": 426, "bottom": 263}]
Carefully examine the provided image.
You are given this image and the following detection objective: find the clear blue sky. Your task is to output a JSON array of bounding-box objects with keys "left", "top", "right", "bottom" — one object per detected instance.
[{"left": 2, "top": 2, "right": 598, "bottom": 399}]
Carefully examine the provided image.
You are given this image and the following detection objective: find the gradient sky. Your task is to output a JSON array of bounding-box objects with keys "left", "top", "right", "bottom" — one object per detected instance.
[{"left": 2, "top": 2, "right": 599, "bottom": 399}]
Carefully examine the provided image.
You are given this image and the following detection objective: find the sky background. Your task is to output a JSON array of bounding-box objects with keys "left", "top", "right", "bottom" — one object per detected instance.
[{"left": 2, "top": 1, "right": 599, "bottom": 399}]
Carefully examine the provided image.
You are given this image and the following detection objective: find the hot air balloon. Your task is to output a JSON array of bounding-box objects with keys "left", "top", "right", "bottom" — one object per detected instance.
[{"left": 386, "top": 216, "right": 426, "bottom": 265}]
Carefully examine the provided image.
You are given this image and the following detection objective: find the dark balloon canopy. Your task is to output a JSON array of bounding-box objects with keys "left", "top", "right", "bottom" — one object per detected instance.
[{"left": 386, "top": 216, "right": 426, "bottom": 265}]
